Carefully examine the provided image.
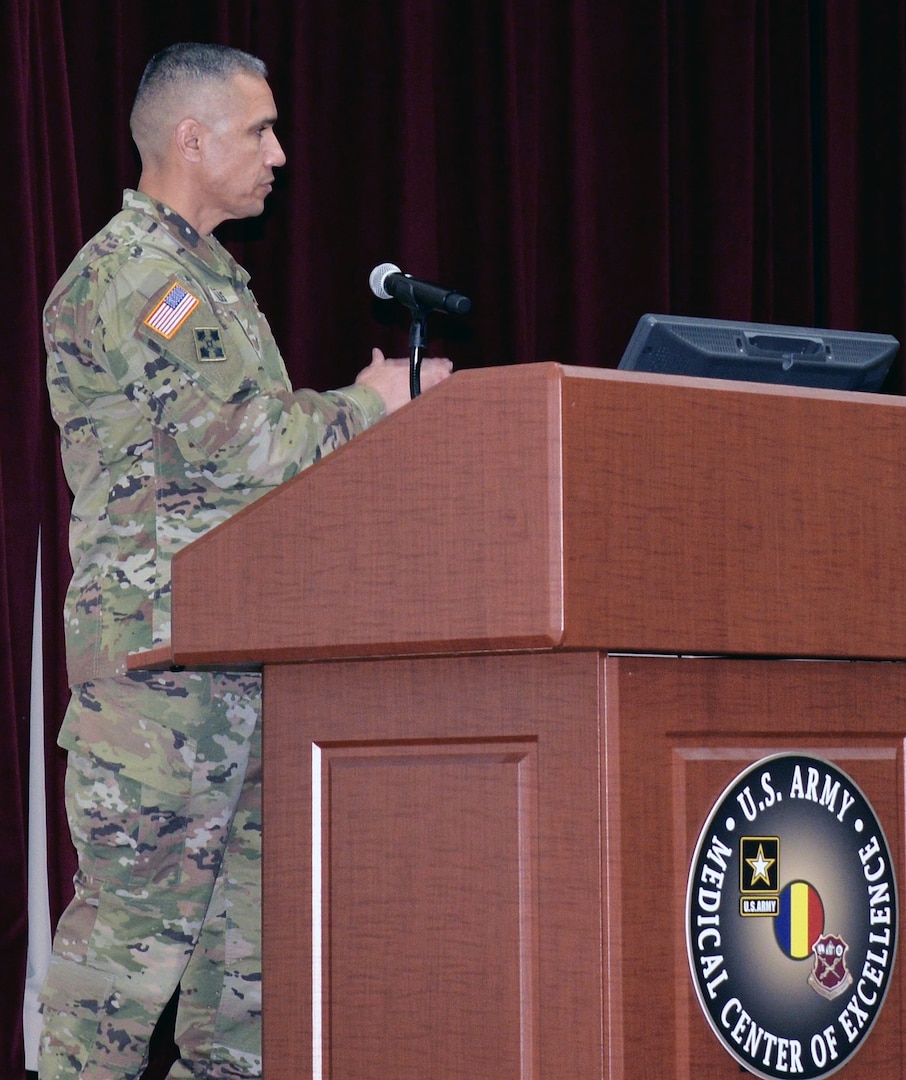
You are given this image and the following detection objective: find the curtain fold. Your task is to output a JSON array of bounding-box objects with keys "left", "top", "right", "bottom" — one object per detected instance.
[
  {"left": 1, "top": 0, "right": 72, "bottom": 1072},
  {"left": 4, "top": 3, "right": 906, "bottom": 1075},
  {"left": 824, "top": 1, "right": 906, "bottom": 363}
]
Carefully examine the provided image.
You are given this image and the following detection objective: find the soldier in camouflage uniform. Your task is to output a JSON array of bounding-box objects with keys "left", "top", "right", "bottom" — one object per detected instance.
[{"left": 40, "top": 43, "right": 450, "bottom": 1080}]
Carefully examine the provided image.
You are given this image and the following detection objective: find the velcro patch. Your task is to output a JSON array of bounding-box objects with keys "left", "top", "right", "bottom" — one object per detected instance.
[
  {"left": 194, "top": 327, "right": 226, "bottom": 362},
  {"left": 143, "top": 281, "right": 200, "bottom": 339}
]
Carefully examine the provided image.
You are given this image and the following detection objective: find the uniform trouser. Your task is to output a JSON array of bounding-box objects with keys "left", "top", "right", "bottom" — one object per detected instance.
[{"left": 37, "top": 669, "right": 263, "bottom": 1080}]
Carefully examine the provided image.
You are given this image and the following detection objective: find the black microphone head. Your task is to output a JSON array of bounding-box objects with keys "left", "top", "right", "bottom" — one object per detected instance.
[
  {"left": 446, "top": 293, "right": 472, "bottom": 316},
  {"left": 369, "top": 262, "right": 401, "bottom": 300}
]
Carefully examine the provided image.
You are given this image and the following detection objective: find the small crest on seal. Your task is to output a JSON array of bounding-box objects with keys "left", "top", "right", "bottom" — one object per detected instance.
[{"left": 808, "top": 933, "right": 853, "bottom": 1000}]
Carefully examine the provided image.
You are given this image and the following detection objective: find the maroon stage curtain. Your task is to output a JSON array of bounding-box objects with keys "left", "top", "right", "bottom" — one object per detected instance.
[
  {"left": 2, "top": 2, "right": 82, "bottom": 1075},
  {"left": 3, "top": 2, "right": 906, "bottom": 1076}
]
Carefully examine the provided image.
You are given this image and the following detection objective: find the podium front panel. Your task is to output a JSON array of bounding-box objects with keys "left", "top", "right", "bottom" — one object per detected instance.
[
  {"left": 262, "top": 652, "right": 905, "bottom": 1079},
  {"left": 263, "top": 652, "right": 607, "bottom": 1079},
  {"left": 610, "top": 656, "right": 904, "bottom": 1078}
]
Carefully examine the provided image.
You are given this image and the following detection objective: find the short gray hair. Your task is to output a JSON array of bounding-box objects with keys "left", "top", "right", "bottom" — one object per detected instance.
[{"left": 130, "top": 42, "right": 268, "bottom": 149}]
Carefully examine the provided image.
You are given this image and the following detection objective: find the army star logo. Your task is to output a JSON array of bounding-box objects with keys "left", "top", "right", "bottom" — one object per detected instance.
[
  {"left": 747, "top": 843, "right": 776, "bottom": 887},
  {"left": 194, "top": 327, "right": 226, "bottom": 362}
]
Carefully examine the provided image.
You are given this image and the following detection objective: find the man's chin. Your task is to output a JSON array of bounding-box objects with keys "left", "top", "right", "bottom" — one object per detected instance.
[{"left": 233, "top": 200, "right": 268, "bottom": 222}]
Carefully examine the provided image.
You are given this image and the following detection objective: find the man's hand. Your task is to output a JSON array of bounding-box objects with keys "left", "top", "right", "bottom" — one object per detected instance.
[{"left": 355, "top": 348, "right": 453, "bottom": 415}]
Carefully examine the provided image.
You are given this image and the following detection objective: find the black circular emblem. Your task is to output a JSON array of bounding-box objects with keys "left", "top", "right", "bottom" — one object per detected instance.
[{"left": 686, "top": 754, "right": 897, "bottom": 1078}]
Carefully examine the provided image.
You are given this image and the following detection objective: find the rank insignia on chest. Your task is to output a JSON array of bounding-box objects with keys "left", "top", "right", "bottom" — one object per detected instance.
[{"left": 194, "top": 327, "right": 226, "bottom": 362}]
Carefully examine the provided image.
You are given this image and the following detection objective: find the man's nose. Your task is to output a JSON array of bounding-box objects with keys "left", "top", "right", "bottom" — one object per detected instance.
[{"left": 267, "top": 132, "right": 287, "bottom": 168}]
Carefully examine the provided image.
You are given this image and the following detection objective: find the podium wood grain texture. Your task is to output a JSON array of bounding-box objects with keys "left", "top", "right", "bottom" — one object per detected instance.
[
  {"left": 150, "top": 365, "right": 906, "bottom": 1076},
  {"left": 168, "top": 363, "right": 906, "bottom": 666}
]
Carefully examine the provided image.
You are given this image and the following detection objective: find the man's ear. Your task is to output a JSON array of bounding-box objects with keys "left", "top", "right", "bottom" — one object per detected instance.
[{"left": 175, "top": 117, "right": 203, "bottom": 162}]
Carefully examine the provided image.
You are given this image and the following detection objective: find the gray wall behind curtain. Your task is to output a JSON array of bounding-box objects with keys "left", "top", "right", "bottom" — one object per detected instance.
[{"left": 3, "top": 1, "right": 905, "bottom": 1075}]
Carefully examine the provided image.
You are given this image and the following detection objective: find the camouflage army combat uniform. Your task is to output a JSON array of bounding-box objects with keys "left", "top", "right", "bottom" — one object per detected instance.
[{"left": 41, "top": 189, "right": 385, "bottom": 1079}]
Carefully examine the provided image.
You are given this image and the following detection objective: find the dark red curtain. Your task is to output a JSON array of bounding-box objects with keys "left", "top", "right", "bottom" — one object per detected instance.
[
  {"left": 5, "top": 2, "right": 906, "bottom": 1075},
  {"left": 3, "top": 2, "right": 81, "bottom": 1075}
]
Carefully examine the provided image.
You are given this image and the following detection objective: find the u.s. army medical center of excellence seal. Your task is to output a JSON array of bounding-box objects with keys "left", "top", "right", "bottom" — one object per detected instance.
[{"left": 686, "top": 754, "right": 897, "bottom": 1079}]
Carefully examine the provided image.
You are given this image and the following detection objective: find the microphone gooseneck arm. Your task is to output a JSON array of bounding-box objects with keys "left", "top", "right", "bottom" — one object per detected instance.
[{"left": 408, "top": 307, "right": 429, "bottom": 398}]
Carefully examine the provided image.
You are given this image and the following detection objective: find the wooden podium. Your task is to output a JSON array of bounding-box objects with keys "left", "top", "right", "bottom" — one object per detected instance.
[{"left": 165, "top": 363, "right": 906, "bottom": 1078}]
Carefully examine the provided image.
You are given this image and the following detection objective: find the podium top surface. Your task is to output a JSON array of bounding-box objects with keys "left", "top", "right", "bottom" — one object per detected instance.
[{"left": 153, "top": 363, "right": 906, "bottom": 667}]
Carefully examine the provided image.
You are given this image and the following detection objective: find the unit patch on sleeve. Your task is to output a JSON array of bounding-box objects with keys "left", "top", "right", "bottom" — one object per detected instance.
[
  {"left": 193, "top": 328, "right": 227, "bottom": 362},
  {"left": 143, "top": 281, "right": 200, "bottom": 339}
]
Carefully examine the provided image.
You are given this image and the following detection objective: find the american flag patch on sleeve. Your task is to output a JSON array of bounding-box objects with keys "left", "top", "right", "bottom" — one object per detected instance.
[{"left": 143, "top": 281, "right": 200, "bottom": 338}]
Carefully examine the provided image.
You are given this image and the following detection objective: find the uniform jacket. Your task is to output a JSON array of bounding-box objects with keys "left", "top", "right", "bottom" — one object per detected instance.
[{"left": 46, "top": 189, "right": 385, "bottom": 685}]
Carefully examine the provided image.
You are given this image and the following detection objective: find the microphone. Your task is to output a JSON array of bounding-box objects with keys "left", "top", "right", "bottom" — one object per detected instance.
[{"left": 369, "top": 262, "right": 471, "bottom": 316}]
